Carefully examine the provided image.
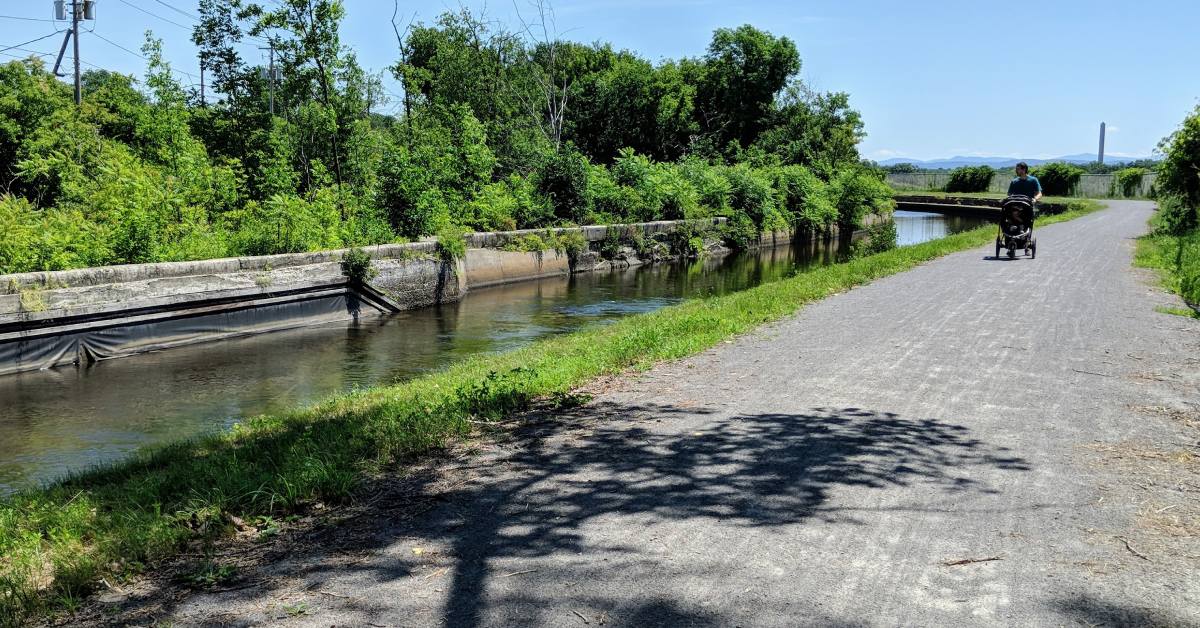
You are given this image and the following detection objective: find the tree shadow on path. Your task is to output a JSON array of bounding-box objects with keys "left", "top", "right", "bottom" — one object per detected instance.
[
  {"left": 94, "top": 403, "right": 1032, "bottom": 627},
  {"left": 381, "top": 403, "right": 1029, "bottom": 627}
]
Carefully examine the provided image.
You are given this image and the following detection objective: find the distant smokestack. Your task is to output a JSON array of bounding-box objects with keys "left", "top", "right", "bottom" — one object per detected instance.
[{"left": 1098, "top": 122, "right": 1106, "bottom": 164}]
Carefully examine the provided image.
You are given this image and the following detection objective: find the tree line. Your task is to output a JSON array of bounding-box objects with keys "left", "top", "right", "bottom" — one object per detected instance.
[{"left": 0, "top": 0, "right": 889, "bottom": 275}]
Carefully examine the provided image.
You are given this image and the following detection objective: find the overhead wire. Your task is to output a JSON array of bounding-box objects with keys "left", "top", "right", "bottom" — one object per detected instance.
[
  {"left": 0, "top": 14, "right": 61, "bottom": 23},
  {"left": 90, "top": 30, "right": 199, "bottom": 81},
  {"left": 114, "top": 0, "right": 192, "bottom": 30},
  {"left": 0, "top": 32, "right": 65, "bottom": 54},
  {"left": 151, "top": 0, "right": 201, "bottom": 21}
]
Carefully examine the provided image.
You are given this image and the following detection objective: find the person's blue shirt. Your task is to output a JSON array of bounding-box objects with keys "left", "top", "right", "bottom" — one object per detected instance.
[{"left": 1008, "top": 175, "right": 1041, "bottom": 198}]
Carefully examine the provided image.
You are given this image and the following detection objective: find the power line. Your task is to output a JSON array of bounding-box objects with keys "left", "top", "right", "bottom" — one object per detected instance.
[
  {"left": 151, "top": 0, "right": 200, "bottom": 21},
  {"left": 1, "top": 32, "right": 64, "bottom": 54},
  {"left": 0, "top": 14, "right": 61, "bottom": 23},
  {"left": 91, "top": 30, "right": 149, "bottom": 59},
  {"left": 115, "top": 0, "right": 191, "bottom": 30},
  {"left": 0, "top": 50, "right": 54, "bottom": 59},
  {"left": 91, "top": 30, "right": 198, "bottom": 80}
]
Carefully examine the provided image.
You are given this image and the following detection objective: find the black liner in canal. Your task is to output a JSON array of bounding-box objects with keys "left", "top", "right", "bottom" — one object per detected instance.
[{"left": 0, "top": 211, "right": 988, "bottom": 493}]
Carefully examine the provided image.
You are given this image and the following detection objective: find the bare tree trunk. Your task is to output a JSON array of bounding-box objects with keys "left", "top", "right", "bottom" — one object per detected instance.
[
  {"left": 297, "top": 0, "right": 346, "bottom": 214},
  {"left": 513, "top": 0, "right": 570, "bottom": 152},
  {"left": 390, "top": 1, "right": 414, "bottom": 136}
]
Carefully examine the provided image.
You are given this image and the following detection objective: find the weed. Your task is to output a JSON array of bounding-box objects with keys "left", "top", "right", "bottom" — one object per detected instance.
[
  {"left": 181, "top": 561, "right": 237, "bottom": 588},
  {"left": 17, "top": 287, "right": 47, "bottom": 313},
  {"left": 340, "top": 247, "right": 378, "bottom": 285},
  {"left": 435, "top": 225, "right": 468, "bottom": 262}
]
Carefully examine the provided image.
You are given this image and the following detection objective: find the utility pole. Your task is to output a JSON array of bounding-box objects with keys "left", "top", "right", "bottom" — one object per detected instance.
[
  {"left": 72, "top": 1, "right": 81, "bottom": 105},
  {"left": 1098, "top": 122, "right": 1106, "bottom": 165},
  {"left": 259, "top": 44, "right": 278, "bottom": 115},
  {"left": 199, "top": 58, "right": 205, "bottom": 106},
  {"left": 268, "top": 45, "right": 275, "bottom": 115},
  {"left": 53, "top": 1, "right": 95, "bottom": 104}
]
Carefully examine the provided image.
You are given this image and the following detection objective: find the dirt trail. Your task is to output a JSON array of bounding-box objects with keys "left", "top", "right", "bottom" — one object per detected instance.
[{"left": 78, "top": 201, "right": 1199, "bottom": 627}]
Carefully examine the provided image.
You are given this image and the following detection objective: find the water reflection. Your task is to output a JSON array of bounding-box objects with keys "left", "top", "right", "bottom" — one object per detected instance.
[
  {"left": 894, "top": 209, "right": 989, "bottom": 246},
  {"left": 0, "top": 212, "right": 987, "bottom": 493}
]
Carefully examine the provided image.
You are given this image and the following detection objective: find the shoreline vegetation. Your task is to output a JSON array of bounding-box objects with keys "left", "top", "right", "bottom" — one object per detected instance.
[
  {"left": 1134, "top": 105, "right": 1200, "bottom": 317},
  {"left": 0, "top": 199, "right": 1102, "bottom": 625},
  {"left": 0, "top": 7, "right": 884, "bottom": 277}
]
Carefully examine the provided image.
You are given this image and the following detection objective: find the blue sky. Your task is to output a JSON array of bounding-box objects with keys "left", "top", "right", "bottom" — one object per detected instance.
[{"left": 2, "top": 0, "right": 1197, "bottom": 161}]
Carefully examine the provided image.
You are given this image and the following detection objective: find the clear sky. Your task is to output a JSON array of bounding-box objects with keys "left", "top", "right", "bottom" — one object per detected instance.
[{"left": 2, "top": 0, "right": 1197, "bottom": 161}]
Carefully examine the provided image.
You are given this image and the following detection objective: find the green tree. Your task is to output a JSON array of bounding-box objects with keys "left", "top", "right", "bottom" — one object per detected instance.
[{"left": 696, "top": 25, "right": 800, "bottom": 151}]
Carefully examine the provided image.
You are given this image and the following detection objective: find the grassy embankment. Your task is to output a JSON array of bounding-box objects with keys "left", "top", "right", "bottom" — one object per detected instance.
[
  {"left": 0, "top": 200, "right": 1102, "bottom": 625},
  {"left": 1134, "top": 228, "right": 1200, "bottom": 318}
]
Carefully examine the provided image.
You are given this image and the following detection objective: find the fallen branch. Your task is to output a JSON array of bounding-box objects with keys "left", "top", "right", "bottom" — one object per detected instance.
[
  {"left": 1072, "top": 369, "right": 1115, "bottom": 378},
  {"left": 941, "top": 556, "right": 1003, "bottom": 566},
  {"left": 572, "top": 609, "right": 590, "bottom": 624},
  {"left": 1116, "top": 536, "right": 1149, "bottom": 561},
  {"left": 501, "top": 569, "right": 539, "bottom": 577}
]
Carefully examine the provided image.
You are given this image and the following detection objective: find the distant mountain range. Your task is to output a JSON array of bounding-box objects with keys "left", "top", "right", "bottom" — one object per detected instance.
[{"left": 878, "top": 154, "right": 1152, "bottom": 169}]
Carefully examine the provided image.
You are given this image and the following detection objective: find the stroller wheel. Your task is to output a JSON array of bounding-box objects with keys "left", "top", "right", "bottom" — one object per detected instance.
[
  {"left": 1031, "top": 239, "right": 1037, "bottom": 259},
  {"left": 1007, "top": 248, "right": 1015, "bottom": 259},
  {"left": 995, "top": 239, "right": 1001, "bottom": 259}
]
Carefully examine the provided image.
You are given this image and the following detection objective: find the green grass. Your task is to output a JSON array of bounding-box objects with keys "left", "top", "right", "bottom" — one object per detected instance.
[
  {"left": 0, "top": 200, "right": 1103, "bottom": 626},
  {"left": 1134, "top": 228, "right": 1200, "bottom": 317}
]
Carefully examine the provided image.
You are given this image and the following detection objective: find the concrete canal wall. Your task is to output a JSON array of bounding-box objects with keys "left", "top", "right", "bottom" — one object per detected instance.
[{"left": 0, "top": 219, "right": 746, "bottom": 375}]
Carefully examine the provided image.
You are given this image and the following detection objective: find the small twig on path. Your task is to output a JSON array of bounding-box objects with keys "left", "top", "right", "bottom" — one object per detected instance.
[
  {"left": 317, "top": 589, "right": 352, "bottom": 599},
  {"left": 572, "top": 609, "right": 591, "bottom": 623},
  {"left": 500, "top": 569, "right": 539, "bottom": 577},
  {"left": 941, "top": 556, "right": 1003, "bottom": 567},
  {"left": 1072, "top": 369, "right": 1115, "bottom": 378},
  {"left": 1116, "top": 536, "right": 1149, "bottom": 560}
]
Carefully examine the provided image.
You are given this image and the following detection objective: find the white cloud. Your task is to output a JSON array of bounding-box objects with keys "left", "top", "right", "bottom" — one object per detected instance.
[{"left": 1106, "top": 125, "right": 1121, "bottom": 133}]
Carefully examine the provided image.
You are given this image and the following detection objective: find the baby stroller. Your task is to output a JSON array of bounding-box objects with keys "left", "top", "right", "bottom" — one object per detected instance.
[{"left": 996, "top": 194, "right": 1037, "bottom": 259}]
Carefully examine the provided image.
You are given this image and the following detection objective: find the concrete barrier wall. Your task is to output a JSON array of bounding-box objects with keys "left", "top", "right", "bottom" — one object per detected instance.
[{"left": 0, "top": 218, "right": 733, "bottom": 374}]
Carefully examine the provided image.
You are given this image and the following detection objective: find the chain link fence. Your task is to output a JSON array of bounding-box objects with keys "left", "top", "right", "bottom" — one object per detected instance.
[{"left": 886, "top": 172, "right": 1157, "bottom": 198}]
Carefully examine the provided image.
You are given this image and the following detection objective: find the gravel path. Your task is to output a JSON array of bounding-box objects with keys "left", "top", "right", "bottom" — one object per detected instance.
[{"left": 91, "top": 201, "right": 1199, "bottom": 627}]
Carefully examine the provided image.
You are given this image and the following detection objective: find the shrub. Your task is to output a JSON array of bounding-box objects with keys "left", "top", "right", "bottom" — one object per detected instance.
[
  {"left": 776, "top": 165, "right": 836, "bottom": 231},
  {"left": 1157, "top": 105, "right": 1200, "bottom": 209},
  {"left": 1181, "top": 231, "right": 1200, "bottom": 308},
  {"left": 852, "top": 219, "right": 898, "bottom": 257},
  {"left": 1152, "top": 195, "right": 1198, "bottom": 236},
  {"left": 534, "top": 147, "right": 590, "bottom": 224},
  {"left": 944, "top": 165, "right": 995, "bottom": 193},
  {"left": 830, "top": 168, "right": 894, "bottom": 229},
  {"left": 227, "top": 192, "right": 341, "bottom": 256},
  {"left": 339, "top": 247, "right": 378, "bottom": 285},
  {"left": 1114, "top": 167, "right": 1146, "bottom": 198},
  {"left": 435, "top": 224, "right": 468, "bottom": 261},
  {"left": 463, "top": 182, "right": 520, "bottom": 232},
  {"left": 724, "top": 164, "right": 777, "bottom": 229},
  {"left": 650, "top": 165, "right": 701, "bottom": 220},
  {"left": 720, "top": 212, "right": 759, "bottom": 250},
  {"left": 0, "top": 195, "right": 41, "bottom": 274},
  {"left": 1032, "top": 162, "right": 1083, "bottom": 196},
  {"left": 680, "top": 158, "right": 731, "bottom": 212},
  {"left": 586, "top": 164, "right": 643, "bottom": 223}
]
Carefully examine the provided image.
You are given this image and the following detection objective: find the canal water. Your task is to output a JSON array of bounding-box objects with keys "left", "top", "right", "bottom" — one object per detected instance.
[{"left": 0, "top": 211, "right": 988, "bottom": 493}]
